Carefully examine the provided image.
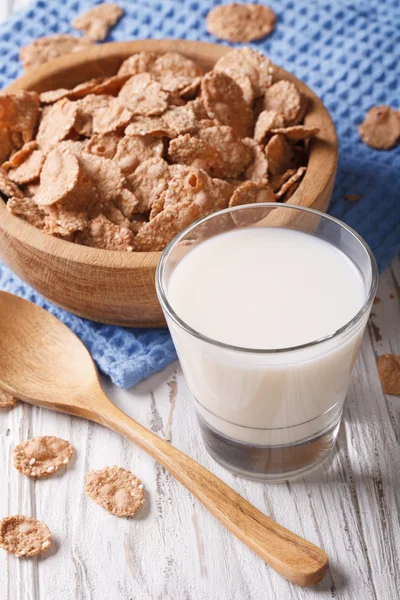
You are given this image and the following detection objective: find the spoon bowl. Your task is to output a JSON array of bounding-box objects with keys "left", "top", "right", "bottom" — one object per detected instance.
[{"left": 0, "top": 291, "right": 328, "bottom": 587}]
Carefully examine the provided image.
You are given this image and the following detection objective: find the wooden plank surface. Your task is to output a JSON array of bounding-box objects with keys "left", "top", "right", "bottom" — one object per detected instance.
[
  {"left": 1, "top": 260, "right": 399, "bottom": 600},
  {"left": 1, "top": 3, "right": 399, "bottom": 599}
]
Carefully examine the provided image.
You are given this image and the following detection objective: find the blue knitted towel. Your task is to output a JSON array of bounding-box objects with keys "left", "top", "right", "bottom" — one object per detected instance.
[{"left": 0, "top": 0, "right": 399, "bottom": 387}]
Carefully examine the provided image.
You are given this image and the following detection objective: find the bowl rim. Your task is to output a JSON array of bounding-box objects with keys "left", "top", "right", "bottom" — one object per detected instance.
[{"left": 0, "top": 39, "right": 338, "bottom": 270}]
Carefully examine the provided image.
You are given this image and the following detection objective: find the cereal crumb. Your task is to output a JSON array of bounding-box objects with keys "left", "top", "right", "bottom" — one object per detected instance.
[
  {"left": 377, "top": 354, "right": 400, "bottom": 395},
  {"left": 345, "top": 193, "right": 361, "bottom": 203},
  {"left": 0, "top": 389, "right": 17, "bottom": 408}
]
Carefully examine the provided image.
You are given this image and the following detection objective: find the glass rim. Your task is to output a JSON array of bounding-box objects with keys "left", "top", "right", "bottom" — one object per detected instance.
[{"left": 156, "top": 203, "right": 379, "bottom": 355}]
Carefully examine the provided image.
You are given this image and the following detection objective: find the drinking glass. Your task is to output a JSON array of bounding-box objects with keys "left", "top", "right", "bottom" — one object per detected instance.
[{"left": 156, "top": 204, "right": 378, "bottom": 481}]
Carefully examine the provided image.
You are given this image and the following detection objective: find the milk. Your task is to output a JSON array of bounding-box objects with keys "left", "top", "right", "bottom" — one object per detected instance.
[{"left": 166, "top": 228, "right": 368, "bottom": 446}]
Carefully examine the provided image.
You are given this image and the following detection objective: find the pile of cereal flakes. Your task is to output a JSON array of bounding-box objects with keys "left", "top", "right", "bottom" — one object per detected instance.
[{"left": 0, "top": 46, "right": 319, "bottom": 252}]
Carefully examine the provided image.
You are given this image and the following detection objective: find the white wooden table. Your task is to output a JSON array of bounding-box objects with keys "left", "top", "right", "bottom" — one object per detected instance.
[{"left": 1, "top": 3, "right": 400, "bottom": 599}]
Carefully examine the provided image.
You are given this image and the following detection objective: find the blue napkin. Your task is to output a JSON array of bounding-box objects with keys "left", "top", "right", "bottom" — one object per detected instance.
[{"left": 0, "top": 0, "right": 399, "bottom": 387}]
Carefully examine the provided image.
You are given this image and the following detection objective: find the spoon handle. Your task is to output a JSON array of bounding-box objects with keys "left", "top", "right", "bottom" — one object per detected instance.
[{"left": 94, "top": 399, "right": 328, "bottom": 587}]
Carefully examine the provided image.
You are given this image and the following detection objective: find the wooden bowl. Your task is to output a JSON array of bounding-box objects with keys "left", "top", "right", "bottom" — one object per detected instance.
[{"left": 0, "top": 40, "right": 338, "bottom": 327}]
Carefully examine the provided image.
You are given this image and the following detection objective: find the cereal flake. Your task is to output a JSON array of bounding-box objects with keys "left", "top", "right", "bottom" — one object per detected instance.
[
  {"left": 13, "top": 436, "right": 74, "bottom": 478},
  {"left": 201, "top": 71, "right": 253, "bottom": 138},
  {"left": 115, "top": 135, "right": 164, "bottom": 174},
  {"left": 0, "top": 389, "right": 17, "bottom": 408},
  {"left": 0, "top": 516, "right": 52, "bottom": 558},
  {"left": 119, "top": 73, "right": 169, "bottom": 116},
  {"left": 377, "top": 354, "right": 400, "bottom": 395},
  {"left": 264, "top": 81, "right": 306, "bottom": 126},
  {"left": 73, "top": 3, "right": 124, "bottom": 42},
  {"left": 206, "top": 3, "right": 276, "bottom": 43},
  {"left": 20, "top": 34, "right": 92, "bottom": 71},
  {"left": 358, "top": 106, "right": 400, "bottom": 150},
  {"left": 85, "top": 466, "right": 145, "bottom": 516}
]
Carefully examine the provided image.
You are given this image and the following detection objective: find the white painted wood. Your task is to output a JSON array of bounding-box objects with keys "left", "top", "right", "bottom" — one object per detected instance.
[{"left": 1, "top": 3, "right": 400, "bottom": 598}]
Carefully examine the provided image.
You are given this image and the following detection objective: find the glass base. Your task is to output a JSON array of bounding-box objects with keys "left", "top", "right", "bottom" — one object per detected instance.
[{"left": 197, "top": 415, "right": 341, "bottom": 482}]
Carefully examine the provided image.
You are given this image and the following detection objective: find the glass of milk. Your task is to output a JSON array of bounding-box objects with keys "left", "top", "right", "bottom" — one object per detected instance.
[{"left": 156, "top": 204, "right": 378, "bottom": 481}]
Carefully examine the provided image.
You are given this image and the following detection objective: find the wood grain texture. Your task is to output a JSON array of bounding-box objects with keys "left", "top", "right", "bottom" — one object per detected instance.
[
  {"left": 0, "top": 38, "right": 338, "bottom": 327},
  {"left": 0, "top": 291, "right": 328, "bottom": 587},
  {"left": 1, "top": 259, "right": 398, "bottom": 600}
]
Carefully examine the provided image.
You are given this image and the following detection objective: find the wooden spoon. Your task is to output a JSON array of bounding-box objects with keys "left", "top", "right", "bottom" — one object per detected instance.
[{"left": 0, "top": 291, "right": 328, "bottom": 586}]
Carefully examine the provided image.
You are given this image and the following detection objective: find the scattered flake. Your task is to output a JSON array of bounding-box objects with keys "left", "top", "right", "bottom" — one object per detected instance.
[
  {"left": 0, "top": 91, "right": 40, "bottom": 143},
  {"left": 119, "top": 73, "right": 169, "bottom": 116},
  {"left": 243, "top": 138, "right": 269, "bottom": 181},
  {"left": 163, "top": 104, "right": 198, "bottom": 136},
  {"left": 198, "top": 125, "right": 253, "bottom": 178},
  {"left": 254, "top": 110, "right": 285, "bottom": 144},
  {"left": 373, "top": 297, "right": 381, "bottom": 304},
  {"left": 377, "top": 354, "right": 400, "bottom": 395},
  {"left": 275, "top": 166, "right": 306, "bottom": 198},
  {"left": 229, "top": 179, "right": 275, "bottom": 208},
  {"left": 127, "top": 158, "right": 170, "bottom": 213},
  {"left": 345, "top": 193, "right": 361, "bottom": 203},
  {"left": 206, "top": 3, "right": 276, "bottom": 43},
  {"left": 37, "top": 99, "right": 78, "bottom": 153},
  {"left": 13, "top": 436, "right": 74, "bottom": 478},
  {"left": 34, "top": 147, "right": 80, "bottom": 206},
  {"left": 19, "top": 34, "right": 92, "bottom": 71},
  {"left": 150, "top": 52, "right": 203, "bottom": 94},
  {"left": 0, "top": 389, "right": 17, "bottom": 407},
  {"left": 201, "top": 71, "right": 253, "bottom": 138},
  {"left": 358, "top": 106, "right": 400, "bottom": 150},
  {"left": 92, "top": 99, "right": 133, "bottom": 134},
  {"left": 0, "top": 168, "right": 24, "bottom": 199},
  {"left": 72, "top": 3, "right": 124, "bottom": 42},
  {"left": 264, "top": 81, "right": 306, "bottom": 126},
  {"left": 115, "top": 135, "right": 163, "bottom": 175},
  {"left": 85, "top": 466, "right": 144, "bottom": 516},
  {"left": 214, "top": 47, "right": 274, "bottom": 100},
  {"left": 118, "top": 52, "right": 157, "bottom": 76},
  {"left": 0, "top": 127, "right": 12, "bottom": 164},
  {"left": 75, "top": 95, "right": 112, "bottom": 137},
  {"left": 0, "top": 516, "right": 52, "bottom": 558},
  {"left": 125, "top": 116, "right": 173, "bottom": 138},
  {"left": 86, "top": 132, "right": 123, "bottom": 159},
  {"left": 168, "top": 133, "right": 225, "bottom": 178},
  {"left": 265, "top": 134, "right": 295, "bottom": 175},
  {"left": 271, "top": 125, "right": 320, "bottom": 141},
  {"left": 7, "top": 195, "right": 46, "bottom": 229}
]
